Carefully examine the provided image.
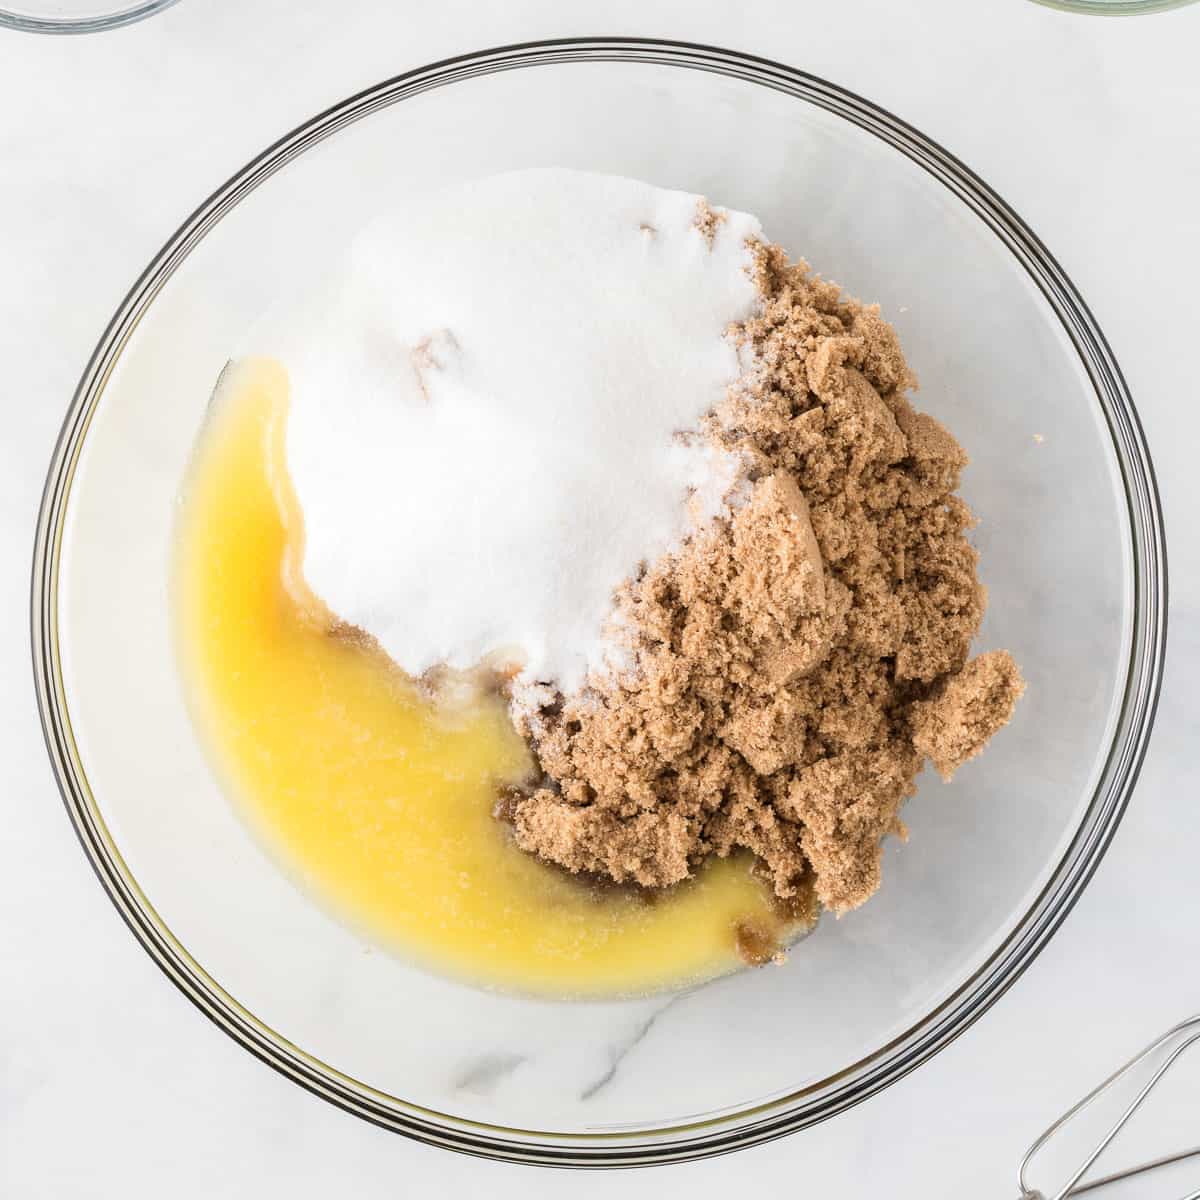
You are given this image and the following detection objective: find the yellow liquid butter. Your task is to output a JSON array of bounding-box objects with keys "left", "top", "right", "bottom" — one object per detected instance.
[{"left": 175, "top": 359, "right": 794, "bottom": 997}]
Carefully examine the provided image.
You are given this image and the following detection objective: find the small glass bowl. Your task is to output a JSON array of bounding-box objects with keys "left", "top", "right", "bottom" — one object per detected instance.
[
  {"left": 32, "top": 40, "right": 1166, "bottom": 1165},
  {"left": 1030, "top": 0, "right": 1197, "bottom": 13},
  {"left": 0, "top": 0, "right": 178, "bottom": 34}
]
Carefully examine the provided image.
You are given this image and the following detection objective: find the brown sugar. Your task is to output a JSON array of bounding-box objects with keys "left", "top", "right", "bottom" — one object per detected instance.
[
  {"left": 910, "top": 650, "right": 1026, "bottom": 780},
  {"left": 507, "top": 241, "right": 1023, "bottom": 916}
]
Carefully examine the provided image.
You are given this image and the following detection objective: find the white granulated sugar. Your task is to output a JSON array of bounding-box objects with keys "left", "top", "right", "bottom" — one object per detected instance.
[{"left": 268, "top": 168, "right": 763, "bottom": 692}]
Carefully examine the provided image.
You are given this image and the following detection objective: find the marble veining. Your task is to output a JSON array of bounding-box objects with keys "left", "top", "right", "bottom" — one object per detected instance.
[
  {"left": 453, "top": 1052, "right": 529, "bottom": 1097},
  {"left": 578, "top": 994, "right": 685, "bottom": 1102}
]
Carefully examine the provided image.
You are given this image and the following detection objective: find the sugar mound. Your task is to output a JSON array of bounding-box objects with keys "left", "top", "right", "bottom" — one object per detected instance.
[{"left": 266, "top": 169, "right": 762, "bottom": 690}]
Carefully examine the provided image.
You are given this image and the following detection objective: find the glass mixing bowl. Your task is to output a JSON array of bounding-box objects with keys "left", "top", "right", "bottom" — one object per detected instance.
[
  {"left": 0, "top": 0, "right": 178, "bottom": 34},
  {"left": 1032, "top": 0, "right": 1190, "bottom": 12},
  {"left": 1031, "top": 0, "right": 1196, "bottom": 13},
  {"left": 31, "top": 40, "right": 1166, "bottom": 1165}
]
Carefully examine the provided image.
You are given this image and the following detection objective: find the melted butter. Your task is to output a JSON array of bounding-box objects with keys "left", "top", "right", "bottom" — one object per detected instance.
[{"left": 174, "top": 358, "right": 799, "bottom": 997}]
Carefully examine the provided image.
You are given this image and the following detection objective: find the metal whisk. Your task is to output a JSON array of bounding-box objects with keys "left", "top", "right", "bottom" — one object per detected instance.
[{"left": 1018, "top": 1015, "right": 1200, "bottom": 1199}]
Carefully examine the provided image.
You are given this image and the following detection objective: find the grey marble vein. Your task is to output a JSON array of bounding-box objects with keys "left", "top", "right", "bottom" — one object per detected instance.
[
  {"left": 452, "top": 1052, "right": 527, "bottom": 1096},
  {"left": 579, "top": 994, "right": 685, "bottom": 1101}
]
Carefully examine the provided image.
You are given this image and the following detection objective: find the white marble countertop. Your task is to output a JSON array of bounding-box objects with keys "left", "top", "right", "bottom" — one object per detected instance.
[{"left": 2, "top": 0, "right": 1198, "bottom": 1195}]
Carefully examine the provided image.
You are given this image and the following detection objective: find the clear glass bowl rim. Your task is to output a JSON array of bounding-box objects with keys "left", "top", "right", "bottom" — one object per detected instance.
[
  {"left": 1029, "top": 0, "right": 1197, "bottom": 14},
  {"left": 0, "top": 0, "right": 179, "bottom": 35},
  {"left": 29, "top": 38, "right": 1168, "bottom": 1167}
]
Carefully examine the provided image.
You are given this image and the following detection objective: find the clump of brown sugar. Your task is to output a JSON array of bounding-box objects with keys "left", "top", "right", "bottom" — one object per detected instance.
[
  {"left": 505, "top": 241, "right": 1024, "bottom": 915},
  {"left": 910, "top": 650, "right": 1025, "bottom": 780}
]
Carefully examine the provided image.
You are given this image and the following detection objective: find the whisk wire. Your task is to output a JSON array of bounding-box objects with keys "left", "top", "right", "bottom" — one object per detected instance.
[{"left": 1018, "top": 1015, "right": 1200, "bottom": 1200}]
